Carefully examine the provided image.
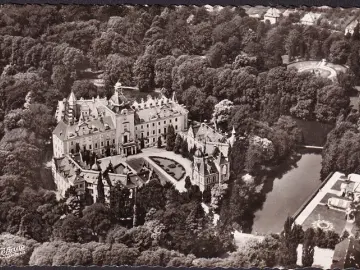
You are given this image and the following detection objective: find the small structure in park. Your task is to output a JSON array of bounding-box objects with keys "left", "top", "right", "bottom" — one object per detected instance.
[
  {"left": 300, "top": 12, "right": 322, "bottom": 25},
  {"left": 263, "top": 7, "right": 281, "bottom": 24}
]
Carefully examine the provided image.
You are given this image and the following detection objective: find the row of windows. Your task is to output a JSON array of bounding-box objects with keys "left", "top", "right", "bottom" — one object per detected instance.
[
  {"left": 137, "top": 118, "right": 178, "bottom": 130},
  {"left": 136, "top": 125, "right": 178, "bottom": 138},
  {"left": 206, "top": 176, "right": 217, "bottom": 184},
  {"left": 70, "top": 139, "right": 115, "bottom": 149}
]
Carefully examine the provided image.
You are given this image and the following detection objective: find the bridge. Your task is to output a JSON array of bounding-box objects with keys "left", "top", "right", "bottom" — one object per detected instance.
[{"left": 301, "top": 145, "right": 324, "bottom": 150}]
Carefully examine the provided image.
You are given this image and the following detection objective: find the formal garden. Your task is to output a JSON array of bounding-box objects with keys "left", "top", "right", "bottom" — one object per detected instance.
[{"left": 149, "top": 156, "right": 186, "bottom": 181}]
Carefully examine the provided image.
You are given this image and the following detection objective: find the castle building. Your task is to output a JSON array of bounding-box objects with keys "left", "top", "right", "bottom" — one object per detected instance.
[
  {"left": 53, "top": 83, "right": 188, "bottom": 159},
  {"left": 263, "top": 8, "right": 281, "bottom": 24},
  {"left": 181, "top": 121, "right": 236, "bottom": 191},
  {"left": 52, "top": 153, "right": 153, "bottom": 202}
]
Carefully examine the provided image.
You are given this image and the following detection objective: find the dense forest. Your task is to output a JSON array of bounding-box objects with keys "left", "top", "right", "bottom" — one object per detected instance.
[{"left": 0, "top": 5, "right": 358, "bottom": 267}]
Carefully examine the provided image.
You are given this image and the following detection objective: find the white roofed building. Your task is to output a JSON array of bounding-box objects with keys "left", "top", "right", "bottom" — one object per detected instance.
[
  {"left": 263, "top": 8, "right": 281, "bottom": 24},
  {"left": 300, "top": 12, "right": 322, "bottom": 25}
]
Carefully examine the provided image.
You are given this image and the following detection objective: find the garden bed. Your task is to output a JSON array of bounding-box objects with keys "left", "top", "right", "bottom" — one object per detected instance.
[{"left": 149, "top": 156, "right": 186, "bottom": 181}]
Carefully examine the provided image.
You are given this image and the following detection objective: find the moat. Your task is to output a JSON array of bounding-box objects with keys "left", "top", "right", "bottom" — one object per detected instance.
[{"left": 251, "top": 149, "right": 323, "bottom": 234}]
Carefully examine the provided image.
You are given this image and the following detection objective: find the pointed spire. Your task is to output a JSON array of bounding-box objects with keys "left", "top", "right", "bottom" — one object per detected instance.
[
  {"left": 68, "top": 91, "right": 77, "bottom": 105},
  {"left": 172, "top": 91, "right": 176, "bottom": 103},
  {"left": 232, "top": 126, "right": 236, "bottom": 135},
  {"left": 78, "top": 111, "right": 86, "bottom": 126}
]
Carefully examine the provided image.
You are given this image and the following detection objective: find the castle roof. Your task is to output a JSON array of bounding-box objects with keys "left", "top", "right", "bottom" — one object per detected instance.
[
  {"left": 53, "top": 116, "right": 115, "bottom": 141},
  {"left": 133, "top": 95, "right": 186, "bottom": 123},
  {"left": 195, "top": 122, "right": 226, "bottom": 143},
  {"left": 196, "top": 156, "right": 219, "bottom": 176}
]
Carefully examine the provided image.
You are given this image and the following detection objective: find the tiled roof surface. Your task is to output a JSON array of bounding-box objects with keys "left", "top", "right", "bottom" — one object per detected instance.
[{"left": 53, "top": 116, "right": 115, "bottom": 140}]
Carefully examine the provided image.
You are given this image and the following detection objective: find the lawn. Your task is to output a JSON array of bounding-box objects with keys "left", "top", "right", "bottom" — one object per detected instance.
[
  {"left": 301, "top": 204, "right": 347, "bottom": 235},
  {"left": 149, "top": 156, "right": 186, "bottom": 181},
  {"left": 320, "top": 192, "right": 351, "bottom": 204},
  {"left": 126, "top": 157, "right": 168, "bottom": 184},
  {"left": 331, "top": 180, "right": 347, "bottom": 191}
]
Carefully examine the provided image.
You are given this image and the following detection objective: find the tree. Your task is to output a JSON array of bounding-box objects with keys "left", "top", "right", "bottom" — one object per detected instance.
[
  {"left": 329, "top": 40, "right": 351, "bottom": 65},
  {"left": 207, "top": 42, "right": 227, "bottom": 68},
  {"left": 96, "top": 172, "right": 105, "bottom": 204},
  {"left": 181, "top": 86, "right": 207, "bottom": 121},
  {"left": 154, "top": 55, "right": 175, "bottom": 89},
  {"left": 109, "top": 182, "right": 133, "bottom": 224},
  {"left": 202, "top": 188, "right": 212, "bottom": 204},
  {"left": 181, "top": 139, "right": 189, "bottom": 158},
  {"left": 19, "top": 211, "right": 50, "bottom": 242},
  {"left": 174, "top": 134, "right": 183, "bottom": 154},
  {"left": 71, "top": 80, "right": 98, "bottom": 99},
  {"left": 82, "top": 203, "right": 112, "bottom": 241},
  {"left": 133, "top": 54, "right": 155, "bottom": 92},
  {"left": 277, "top": 216, "right": 303, "bottom": 267},
  {"left": 212, "top": 99, "right": 234, "bottom": 130},
  {"left": 185, "top": 176, "right": 192, "bottom": 190},
  {"left": 103, "top": 55, "right": 134, "bottom": 89},
  {"left": 157, "top": 136, "right": 162, "bottom": 148},
  {"left": 302, "top": 228, "right": 315, "bottom": 267},
  {"left": 285, "top": 29, "right": 302, "bottom": 61},
  {"left": 52, "top": 214, "right": 92, "bottom": 243},
  {"left": 166, "top": 124, "right": 176, "bottom": 151}
]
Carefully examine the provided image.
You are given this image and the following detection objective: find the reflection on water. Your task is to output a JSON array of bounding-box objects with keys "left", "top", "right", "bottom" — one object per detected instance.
[{"left": 251, "top": 149, "right": 322, "bottom": 234}]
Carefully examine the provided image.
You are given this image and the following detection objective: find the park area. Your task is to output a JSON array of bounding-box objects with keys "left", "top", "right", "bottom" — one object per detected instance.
[
  {"left": 301, "top": 204, "right": 347, "bottom": 235},
  {"left": 149, "top": 156, "right": 186, "bottom": 181},
  {"left": 287, "top": 60, "right": 347, "bottom": 82}
]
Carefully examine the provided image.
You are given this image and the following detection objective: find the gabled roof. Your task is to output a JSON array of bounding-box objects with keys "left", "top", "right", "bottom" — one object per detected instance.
[
  {"left": 264, "top": 8, "right": 281, "bottom": 18},
  {"left": 53, "top": 116, "right": 115, "bottom": 141},
  {"left": 195, "top": 123, "right": 225, "bottom": 143},
  {"left": 53, "top": 120, "right": 68, "bottom": 140},
  {"left": 301, "top": 12, "right": 322, "bottom": 23}
]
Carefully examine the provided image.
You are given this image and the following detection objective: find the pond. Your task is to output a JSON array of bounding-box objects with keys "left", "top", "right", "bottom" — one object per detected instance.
[{"left": 251, "top": 149, "right": 323, "bottom": 234}]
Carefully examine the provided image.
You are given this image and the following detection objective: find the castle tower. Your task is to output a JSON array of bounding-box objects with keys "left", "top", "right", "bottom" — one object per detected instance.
[{"left": 65, "top": 91, "right": 77, "bottom": 125}]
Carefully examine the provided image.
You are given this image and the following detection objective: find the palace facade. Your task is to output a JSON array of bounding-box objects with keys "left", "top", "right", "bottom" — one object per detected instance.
[{"left": 53, "top": 83, "right": 189, "bottom": 159}]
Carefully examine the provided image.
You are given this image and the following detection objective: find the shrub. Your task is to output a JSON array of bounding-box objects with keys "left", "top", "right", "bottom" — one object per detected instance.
[{"left": 168, "top": 163, "right": 176, "bottom": 169}]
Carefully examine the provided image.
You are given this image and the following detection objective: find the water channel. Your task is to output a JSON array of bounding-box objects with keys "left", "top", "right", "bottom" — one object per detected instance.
[{"left": 251, "top": 149, "right": 323, "bottom": 234}]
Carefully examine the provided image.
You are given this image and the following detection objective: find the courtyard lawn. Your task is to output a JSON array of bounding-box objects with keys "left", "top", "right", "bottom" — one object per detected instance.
[
  {"left": 301, "top": 204, "right": 347, "bottom": 235},
  {"left": 320, "top": 192, "right": 351, "bottom": 204},
  {"left": 126, "top": 156, "right": 168, "bottom": 185},
  {"left": 149, "top": 156, "right": 186, "bottom": 181}
]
